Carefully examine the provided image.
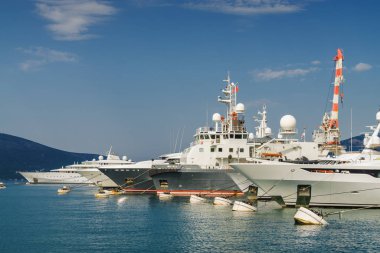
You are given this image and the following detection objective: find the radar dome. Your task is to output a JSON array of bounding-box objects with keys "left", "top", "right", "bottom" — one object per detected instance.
[
  {"left": 236, "top": 103, "right": 245, "bottom": 113},
  {"left": 98, "top": 155, "right": 104, "bottom": 160},
  {"left": 265, "top": 127, "right": 272, "bottom": 135},
  {"left": 376, "top": 111, "right": 380, "bottom": 122},
  {"left": 248, "top": 133, "right": 254, "bottom": 139},
  {"left": 122, "top": 156, "right": 128, "bottom": 161},
  {"left": 280, "top": 115, "right": 296, "bottom": 131},
  {"left": 212, "top": 113, "right": 221, "bottom": 122}
]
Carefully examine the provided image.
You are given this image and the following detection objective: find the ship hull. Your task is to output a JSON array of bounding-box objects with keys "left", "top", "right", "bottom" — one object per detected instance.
[
  {"left": 18, "top": 171, "right": 89, "bottom": 184},
  {"left": 76, "top": 169, "right": 118, "bottom": 188},
  {"left": 150, "top": 168, "right": 251, "bottom": 197},
  {"left": 232, "top": 162, "right": 380, "bottom": 207},
  {"left": 98, "top": 168, "right": 156, "bottom": 193}
]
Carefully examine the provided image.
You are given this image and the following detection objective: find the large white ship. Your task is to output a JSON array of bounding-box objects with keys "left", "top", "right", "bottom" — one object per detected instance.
[
  {"left": 231, "top": 49, "right": 380, "bottom": 207},
  {"left": 18, "top": 149, "right": 132, "bottom": 185}
]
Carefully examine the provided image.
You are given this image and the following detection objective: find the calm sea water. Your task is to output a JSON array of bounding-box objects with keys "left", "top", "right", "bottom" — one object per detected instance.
[{"left": 1, "top": 183, "right": 380, "bottom": 253}]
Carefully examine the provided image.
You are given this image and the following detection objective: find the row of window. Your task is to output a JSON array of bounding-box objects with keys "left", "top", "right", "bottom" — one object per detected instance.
[
  {"left": 200, "top": 147, "right": 245, "bottom": 153},
  {"left": 196, "top": 133, "right": 248, "bottom": 140}
]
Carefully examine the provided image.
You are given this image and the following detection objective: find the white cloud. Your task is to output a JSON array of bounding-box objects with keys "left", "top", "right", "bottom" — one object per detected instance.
[
  {"left": 253, "top": 67, "right": 318, "bottom": 81},
  {"left": 311, "top": 60, "right": 320, "bottom": 65},
  {"left": 18, "top": 47, "right": 77, "bottom": 71},
  {"left": 36, "top": 0, "right": 117, "bottom": 41},
  {"left": 353, "top": 62, "right": 372, "bottom": 72},
  {"left": 183, "top": 0, "right": 303, "bottom": 15}
]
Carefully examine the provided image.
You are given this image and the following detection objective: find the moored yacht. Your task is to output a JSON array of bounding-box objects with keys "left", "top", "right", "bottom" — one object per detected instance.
[
  {"left": 149, "top": 75, "right": 318, "bottom": 196},
  {"left": 18, "top": 148, "right": 131, "bottom": 185},
  {"left": 97, "top": 153, "right": 181, "bottom": 193},
  {"left": 231, "top": 50, "right": 380, "bottom": 207}
]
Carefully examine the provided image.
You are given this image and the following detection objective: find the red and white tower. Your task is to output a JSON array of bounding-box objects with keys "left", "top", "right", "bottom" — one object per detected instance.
[
  {"left": 329, "top": 48, "right": 344, "bottom": 129},
  {"left": 313, "top": 49, "right": 345, "bottom": 155}
]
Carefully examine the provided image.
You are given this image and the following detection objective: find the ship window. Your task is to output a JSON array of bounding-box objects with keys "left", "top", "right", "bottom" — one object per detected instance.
[
  {"left": 199, "top": 148, "right": 204, "bottom": 152},
  {"left": 243, "top": 134, "right": 248, "bottom": 139},
  {"left": 211, "top": 147, "right": 215, "bottom": 152},
  {"left": 229, "top": 148, "right": 233, "bottom": 152},
  {"left": 224, "top": 134, "right": 228, "bottom": 139},
  {"left": 210, "top": 135, "right": 215, "bottom": 139},
  {"left": 218, "top": 148, "right": 223, "bottom": 152},
  {"left": 205, "top": 135, "right": 210, "bottom": 139},
  {"left": 230, "top": 134, "right": 234, "bottom": 139},
  {"left": 240, "top": 148, "right": 244, "bottom": 153},
  {"left": 235, "top": 134, "right": 242, "bottom": 139},
  {"left": 200, "top": 135, "right": 204, "bottom": 140}
]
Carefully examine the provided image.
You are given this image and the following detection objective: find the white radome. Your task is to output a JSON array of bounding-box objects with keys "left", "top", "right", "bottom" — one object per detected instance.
[
  {"left": 236, "top": 103, "right": 245, "bottom": 113},
  {"left": 98, "top": 155, "right": 104, "bottom": 160},
  {"left": 376, "top": 111, "right": 380, "bottom": 122},
  {"left": 280, "top": 115, "right": 296, "bottom": 130},
  {"left": 212, "top": 113, "right": 221, "bottom": 122},
  {"left": 122, "top": 156, "right": 128, "bottom": 161},
  {"left": 248, "top": 133, "right": 254, "bottom": 139},
  {"left": 265, "top": 127, "right": 272, "bottom": 135}
]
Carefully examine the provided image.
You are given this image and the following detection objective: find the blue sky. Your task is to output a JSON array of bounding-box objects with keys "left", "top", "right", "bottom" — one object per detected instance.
[{"left": 0, "top": 0, "right": 379, "bottom": 160}]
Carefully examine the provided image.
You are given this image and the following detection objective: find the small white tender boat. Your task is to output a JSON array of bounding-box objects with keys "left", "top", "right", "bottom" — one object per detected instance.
[
  {"left": 213, "top": 197, "right": 233, "bottom": 206},
  {"left": 0, "top": 182, "right": 6, "bottom": 189},
  {"left": 189, "top": 195, "right": 207, "bottom": 203},
  {"left": 232, "top": 201, "right": 257, "bottom": 212},
  {"left": 57, "top": 185, "right": 70, "bottom": 194},
  {"left": 95, "top": 189, "right": 110, "bottom": 198},
  {"left": 294, "top": 207, "right": 328, "bottom": 225},
  {"left": 158, "top": 193, "right": 173, "bottom": 200}
]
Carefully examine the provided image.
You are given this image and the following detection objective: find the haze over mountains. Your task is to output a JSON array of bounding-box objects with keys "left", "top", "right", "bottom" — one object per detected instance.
[{"left": 0, "top": 133, "right": 98, "bottom": 179}]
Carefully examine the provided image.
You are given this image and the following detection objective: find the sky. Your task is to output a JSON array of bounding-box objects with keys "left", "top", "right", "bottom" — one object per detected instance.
[{"left": 0, "top": 0, "right": 379, "bottom": 160}]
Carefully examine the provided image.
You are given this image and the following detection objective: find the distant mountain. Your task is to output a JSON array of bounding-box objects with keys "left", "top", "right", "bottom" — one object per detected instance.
[
  {"left": 0, "top": 133, "right": 98, "bottom": 179},
  {"left": 341, "top": 134, "right": 365, "bottom": 152}
]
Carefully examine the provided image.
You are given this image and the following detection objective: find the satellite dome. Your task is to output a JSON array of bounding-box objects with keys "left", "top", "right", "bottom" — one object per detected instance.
[
  {"left": 122, "top": 156, "right": 128, "bottom": 161},
  {"left": 236, "top": 103, "right": 245, "bottom": 113},
  {"left": 248, "top": 133, "right": 254, "bottom": 139},
  {"left": 376, "top": 111, "right": 380, "bottom": 122},
  {"left": 98, "top": 155, "right": 104, "bottom": 160},
  {"left": 280, "top": 115, "right": 296, "bottom": 131},
  {"left": 212, "top": 113, "right": 221, "bottom": 122},
  {"left": 265, "top": 127, "right": 272, "bottom": 135}
]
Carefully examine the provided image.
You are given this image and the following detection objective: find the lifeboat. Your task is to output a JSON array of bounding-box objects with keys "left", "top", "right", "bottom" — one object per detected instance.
[
  {"left": 158, "top": 193, "right": 173, "bottom": 200},
  {"left": 294, "top": 207, "right": 328, "bottom": 225},
  {"left": 213, "top": 197, "right": 233, "bottom": 206},
  {"left": 190, "top": 195, "right": 207, "bottom": 203},
  {"left": 57, "top": 186, "right": 70, "bottom": 194},
  {"left": 95, "top": 189, "right": 110, "bottom": 198},
  {"left": 232, "top": 201, "right": 257, "bottom": 212}
]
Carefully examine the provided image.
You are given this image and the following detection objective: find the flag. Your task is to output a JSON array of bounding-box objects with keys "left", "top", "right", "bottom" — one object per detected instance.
[{"left": 232, "top": 85, "right": 239, "bottom": 93}]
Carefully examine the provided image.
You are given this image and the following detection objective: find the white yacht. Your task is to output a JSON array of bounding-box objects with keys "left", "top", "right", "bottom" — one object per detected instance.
[
  {"left": 231, "top": 50, "right": 380, "bottom": 207},
  {"left": 18, "top": 149, "right": 132, "bottom": 185},
  {"left": 0, "top": 182, "right": 6, "bottom": 189},
  {"left": 231, "top": 116, "right": 380, "bottom": 207},
  {"left": 149, "top": 75, "right": 319, "bottom": 197}
]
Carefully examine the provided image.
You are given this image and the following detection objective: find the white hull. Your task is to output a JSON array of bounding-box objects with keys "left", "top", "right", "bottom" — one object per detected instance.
[
  {"left": 76, "top": 169, "right": 118, "bottom": 188},
  {"left": 232, "top": 162, "right": 380, "bottom": 207},
  {"left": 213, "top": 197, "right": 233, "bottom": 206},
  {"left": 158, "top": 193, "right": 173, "bottom": 200},
  {"left": 19, "top": 171, "right": 89, "bottom": 184},
  {"left": 294, "top": 207, "right": 328, "bottom": 225},
  {"left": 232, "top": 201, "right": 257, "bottom": 212}
]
